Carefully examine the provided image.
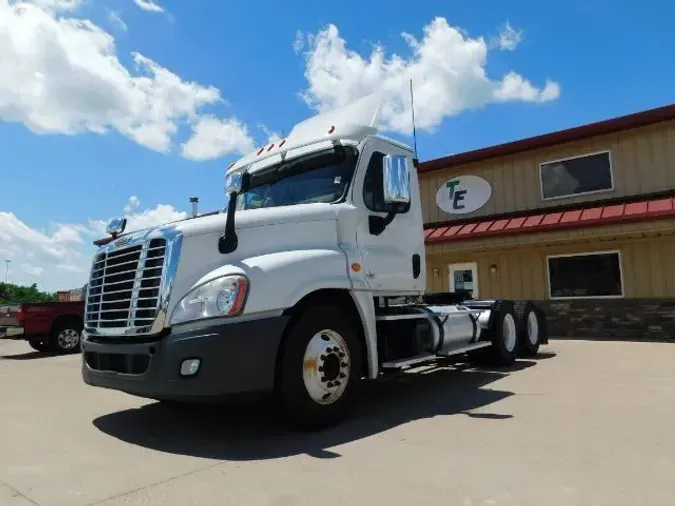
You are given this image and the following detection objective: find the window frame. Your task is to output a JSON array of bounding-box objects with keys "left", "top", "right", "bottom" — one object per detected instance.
[
  {"left": 545, "top": 249, "right": 625, "bottom": 300},
  {"left": 538, "top": 149, "right": 615, "bottom": 202}
]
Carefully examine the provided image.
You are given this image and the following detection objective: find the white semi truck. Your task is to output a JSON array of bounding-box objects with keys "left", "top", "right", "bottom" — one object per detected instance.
[{"left": 81, "top": 95, "right": 548, "bottom": 430}]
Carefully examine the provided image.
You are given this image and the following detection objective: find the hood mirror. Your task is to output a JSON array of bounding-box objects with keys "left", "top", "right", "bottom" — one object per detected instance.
[{"left": 106, "top": 217, "right": 127, "bottom": 237}]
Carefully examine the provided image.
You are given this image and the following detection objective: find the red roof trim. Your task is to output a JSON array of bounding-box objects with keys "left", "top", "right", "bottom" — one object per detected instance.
[
  {"left": 425, "top": 196, "right": 675, "bottom": 245},
  {"left": 419, "top": 103, "right": 675, "bottom": 174}
]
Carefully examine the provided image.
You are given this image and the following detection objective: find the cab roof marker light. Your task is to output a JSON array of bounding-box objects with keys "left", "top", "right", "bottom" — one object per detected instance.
[
  {"left": 328, "top": 125, "right": 336, "bottom": 134},
  {"left": 278, "top": 139, "right": 286, "bottom": 148},
  {"left": 267, "top": 143, "right": 275, "bottom": 152},
  {"left": 257, "top": 147, "right": 265, "bottom": 155}
]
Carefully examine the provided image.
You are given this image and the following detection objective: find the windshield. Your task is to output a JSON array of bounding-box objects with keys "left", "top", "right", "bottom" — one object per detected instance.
[{"left": 232, "top": 146, "right": 358, "bottom": 211}]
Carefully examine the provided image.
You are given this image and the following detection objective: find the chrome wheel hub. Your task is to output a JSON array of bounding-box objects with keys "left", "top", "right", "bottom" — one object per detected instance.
[
  {"left": 303, "top": 329, "right": 351, "bottom": 405},
  {"left": 57, "top": 329, "right": 80, "bottom": 350}
]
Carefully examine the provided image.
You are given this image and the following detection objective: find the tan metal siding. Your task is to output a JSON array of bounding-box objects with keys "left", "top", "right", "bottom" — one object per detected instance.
[
  {"left": 420, "top": 121, "right": 675, "bottom": 224},
  {"left": 426, "top": 233, "right": 675, "bottom": 299}
]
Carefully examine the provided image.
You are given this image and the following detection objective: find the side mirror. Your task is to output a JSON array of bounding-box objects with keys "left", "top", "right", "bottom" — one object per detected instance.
[
  {"left": 382, "top": 154, "right": 411, "bottom": 206},
  {"left": 224, "top": 170, "right": 250, "bottom": 196}
]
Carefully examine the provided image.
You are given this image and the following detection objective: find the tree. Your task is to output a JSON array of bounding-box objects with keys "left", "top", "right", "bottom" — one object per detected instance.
[{"left": 0, "top": 282, "right": 57, "bottom": 304}]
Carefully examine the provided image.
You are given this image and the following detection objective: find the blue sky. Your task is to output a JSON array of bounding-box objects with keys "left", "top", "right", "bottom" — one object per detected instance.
[{"left": 0, "top": 0, "right": 673, "bottom": 291}]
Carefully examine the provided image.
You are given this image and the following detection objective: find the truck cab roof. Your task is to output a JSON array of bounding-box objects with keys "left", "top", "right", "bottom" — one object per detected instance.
[{"left": 226, "top": 93, "right": 413, "bottom": 176}]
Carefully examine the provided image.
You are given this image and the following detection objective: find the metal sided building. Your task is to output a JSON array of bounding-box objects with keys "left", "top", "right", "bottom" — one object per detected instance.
[{"left": 420, "top": 103, "right": 675, "bottom": 339}]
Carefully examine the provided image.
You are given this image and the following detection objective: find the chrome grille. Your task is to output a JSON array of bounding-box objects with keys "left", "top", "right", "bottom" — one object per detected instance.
[{"left": 85, "top": 238, "right": 167, "bottom": 333}]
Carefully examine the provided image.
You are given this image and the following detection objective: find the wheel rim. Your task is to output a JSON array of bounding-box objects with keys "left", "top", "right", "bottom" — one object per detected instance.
[
  {"left": 527, "top": 311, "right": 539, "bottom": 346},
  {"left": 57, "top": 329, "right": 80, "bottom": 350},
  {"left": 302, "top": 329, "right": 351, "bottom": 405},
  {"left": 502, "top": 314, "right": 517, "bottom": 353}
]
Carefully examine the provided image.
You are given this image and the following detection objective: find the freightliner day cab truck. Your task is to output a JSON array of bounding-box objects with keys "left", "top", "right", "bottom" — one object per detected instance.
[{"left": 81, "top": 95, "right": 548, "bottom": 430}]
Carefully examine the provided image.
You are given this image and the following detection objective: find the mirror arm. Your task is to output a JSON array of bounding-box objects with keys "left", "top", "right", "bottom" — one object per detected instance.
[
  {"left": 218, "top": 191, "right": 239, "bottom": 254},
  {"left": 368, "top": 210, "right": 397, "bottom": 236}
]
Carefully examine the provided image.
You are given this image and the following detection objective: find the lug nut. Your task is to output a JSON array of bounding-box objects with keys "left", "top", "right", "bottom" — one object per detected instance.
[
  {"left": 339, "top": 373, "right": 346, "bottom": 379},
  {"left": 334, "top": 380, "right": 341, "bottom": 386},
  {"left": 321, "top": 376, "right": 327, "bottom": 382},
  {"left": 319, "top": 366, "right": 324, "bottom": 372},
  {"left": 339, "top": 352, "right": 345, "bottom": 358},
  {"left": 327, "top": 382, "right": 334, "bottom": 387},
  {"left": 341, "top": 362, "right": 348, "bottom": 368},
  {"left": 320, "top": 355, "right": 326, "bottom": 360}
]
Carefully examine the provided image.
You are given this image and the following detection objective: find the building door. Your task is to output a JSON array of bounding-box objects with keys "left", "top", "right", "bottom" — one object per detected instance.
[{"left": 448, "top": 262, "right": 479, "bottom": 299}]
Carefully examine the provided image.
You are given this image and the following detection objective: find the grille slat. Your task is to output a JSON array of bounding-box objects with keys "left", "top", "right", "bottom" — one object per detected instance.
[{"left": 85, "top": 238, "right": 167, "bottom": 334}]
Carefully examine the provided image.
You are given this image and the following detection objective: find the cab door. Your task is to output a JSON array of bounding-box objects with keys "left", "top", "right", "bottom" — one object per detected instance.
[{"left": 352, "top": 138, "right": 426, "bottom": 295}]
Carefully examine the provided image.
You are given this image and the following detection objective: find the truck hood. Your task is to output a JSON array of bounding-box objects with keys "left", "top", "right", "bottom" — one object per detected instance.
[{"left": 172, "top": 202, "right": 338, "bottom": 238}]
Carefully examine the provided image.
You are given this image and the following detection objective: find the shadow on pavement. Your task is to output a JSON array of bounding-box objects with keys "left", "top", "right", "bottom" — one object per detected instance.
[
  {"left": 0, "top": 351, "right": 59, "bottom": 360},
  {"left": 93, "top": 360, "right": 536, "bottom": 461}
]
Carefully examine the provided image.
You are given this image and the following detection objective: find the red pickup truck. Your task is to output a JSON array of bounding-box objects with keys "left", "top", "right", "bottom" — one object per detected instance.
[{"left": 0, "top": 301, "right": 84, "bottom": 354}]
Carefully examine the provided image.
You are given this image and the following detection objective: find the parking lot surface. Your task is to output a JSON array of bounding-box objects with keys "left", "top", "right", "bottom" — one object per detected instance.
[{"left": 1, "top": 338, "right": 674, "bottom": 506}]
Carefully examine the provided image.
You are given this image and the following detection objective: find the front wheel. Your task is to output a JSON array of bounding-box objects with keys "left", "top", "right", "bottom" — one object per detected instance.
[{"left": 276, "top": 305, "right": 363, "bottom": 431}]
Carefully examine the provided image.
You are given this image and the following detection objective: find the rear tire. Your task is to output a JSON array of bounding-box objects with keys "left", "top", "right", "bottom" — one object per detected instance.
[
  {"left": 28, "top": 338, "right": 50, "bottom": 353},
  {"left": 514, "top": 300, "right": 542, "bottom": 357},
  {"left": 49, "top": 322, "right": 82, "bottom": 354},
  {"left": 472, "top": 300, "right": 518, "bottom": 366},
  {"left": 276, "top": 305, "right": 363, "bottom": 431}
]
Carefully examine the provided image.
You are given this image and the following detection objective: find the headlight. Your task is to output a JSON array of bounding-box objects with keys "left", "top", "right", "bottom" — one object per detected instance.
[{"left": 169, "top": 275, "right": 249, "bottom": 325}]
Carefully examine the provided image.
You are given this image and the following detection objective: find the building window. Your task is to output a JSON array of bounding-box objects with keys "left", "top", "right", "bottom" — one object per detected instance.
[
  {"left": 547, "top": 251, "right": 623, "bottom": 299},
  {"left": 539, "top": 151, "right": 613, "bottom": 200}
]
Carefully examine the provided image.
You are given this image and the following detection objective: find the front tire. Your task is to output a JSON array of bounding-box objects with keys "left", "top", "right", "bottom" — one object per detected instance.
[{"left": 276, "top": 305, "right": 363, "bottom": 431}]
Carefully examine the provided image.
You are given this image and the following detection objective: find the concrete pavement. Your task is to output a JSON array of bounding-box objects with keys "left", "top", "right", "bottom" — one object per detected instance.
[{"left": 1, "top": 338, "right": 673, "bottom": 506}]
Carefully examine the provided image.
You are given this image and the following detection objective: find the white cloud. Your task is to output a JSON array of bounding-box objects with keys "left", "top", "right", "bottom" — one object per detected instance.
[
  {"left": 293, "top": 30, "right": 305, "bottom": 53},
  {"left": 297, "top": 17, "right": 560, "bottom": 135},
  {"left": 133, "top": 0, "right": 163, "bottom": 13},
  {"left": 257, "top": 123, "right": 281, "bottom": 144},
  {"left": 21, "top": 263, "right": 45, "bottom": 277},
  {"left": 107, "top": 8, "right": 128, "bottom": 31},
  {"left": 123, "top": 195, "right": 141, "bottom": 214},
  {"left": 496, "top": 21, "right": 523, "bottom": 51},
  {"left": 181, "top": 115, "right": 256, "bottom": 161},
  {"left": 0, "top": 197, "right": 187, "bottom": 292},
  {"left": 25, "top": 0, "right": 84, "bottom": 12},
  {"left": 0, "top": 1, "right": 251, "bottom": 158}
]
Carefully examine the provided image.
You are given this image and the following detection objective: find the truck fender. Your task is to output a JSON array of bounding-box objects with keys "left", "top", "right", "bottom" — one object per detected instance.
[{"left": 348, "top": 290, "right": 379, "bottom": 379}]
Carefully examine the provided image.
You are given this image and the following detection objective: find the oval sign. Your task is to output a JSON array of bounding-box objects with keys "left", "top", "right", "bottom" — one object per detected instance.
[{"left": 436, "top": 175, "right": 492, "bottom": 215}]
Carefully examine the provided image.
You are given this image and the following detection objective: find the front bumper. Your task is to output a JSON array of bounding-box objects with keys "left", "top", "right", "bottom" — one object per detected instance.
[{"left": 81, "top": 315, "right": 290, "bottom": 402}]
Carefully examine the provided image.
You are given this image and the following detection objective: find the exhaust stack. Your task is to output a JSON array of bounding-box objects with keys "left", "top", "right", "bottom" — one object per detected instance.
[{"left": 189, "top": 197, "right": 199, "bottom": 218}]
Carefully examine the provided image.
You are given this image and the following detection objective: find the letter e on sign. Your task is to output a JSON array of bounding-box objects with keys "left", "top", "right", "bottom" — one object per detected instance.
[{"left": 435, "top": 175, "right": 492, "bottom": 215}]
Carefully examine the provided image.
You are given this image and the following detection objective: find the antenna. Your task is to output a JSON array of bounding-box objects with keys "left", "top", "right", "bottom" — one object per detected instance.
[{"left": 409, "top": 78, "right": 419, "bottom": 166}]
